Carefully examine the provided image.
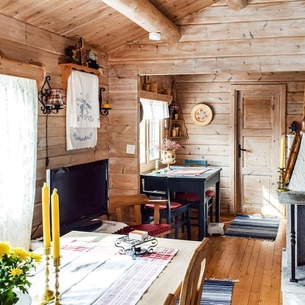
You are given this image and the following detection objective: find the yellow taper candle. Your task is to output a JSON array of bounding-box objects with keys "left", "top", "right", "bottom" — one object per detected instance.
[
  {"left": 51, "top": 189, "right": 60, "bottom": 259},
  {"left": 42, "top": 183, "right": 51, "bottom": 248},
  {"left": 280, "top": 134, "right": 285, "bottom": 168}
]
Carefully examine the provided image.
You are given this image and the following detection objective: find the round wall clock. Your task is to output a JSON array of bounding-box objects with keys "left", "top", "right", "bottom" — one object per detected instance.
[{"left": 191, "top": 104, "right": 213, "bottom": 126}]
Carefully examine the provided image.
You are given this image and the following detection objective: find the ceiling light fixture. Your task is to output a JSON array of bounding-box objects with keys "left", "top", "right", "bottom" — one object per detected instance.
[{"left": 149, "top": 32, "right": 161, "bottom": 41}]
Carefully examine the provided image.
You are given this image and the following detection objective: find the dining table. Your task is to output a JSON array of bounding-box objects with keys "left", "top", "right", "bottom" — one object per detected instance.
[
  {"left": 141, "top": 166, "right": 222, "bottom": 240},
  {"left": 29, "top": 231, "right": 202, "bottom": 305}
]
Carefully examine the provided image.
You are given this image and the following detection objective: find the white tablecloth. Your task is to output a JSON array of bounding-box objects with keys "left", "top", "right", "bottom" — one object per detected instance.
[{"left": 29, "top": 236, "right": 177, "bottom": 305}]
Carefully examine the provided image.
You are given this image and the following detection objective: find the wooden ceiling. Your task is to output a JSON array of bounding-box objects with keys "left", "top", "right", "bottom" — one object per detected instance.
[{"left": 0, "top": 0, "right": 246, "bottom": 53}]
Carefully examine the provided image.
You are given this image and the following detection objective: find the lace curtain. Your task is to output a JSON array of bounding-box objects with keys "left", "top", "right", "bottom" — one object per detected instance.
[
  {"left": 140, "top": 99, "right": 169, "bottom": 120},
  {"left": 0, "top": 74, "right": 38, "bottom": 250}
]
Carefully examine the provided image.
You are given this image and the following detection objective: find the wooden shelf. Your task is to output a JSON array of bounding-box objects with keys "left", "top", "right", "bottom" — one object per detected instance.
[
  {"left": 59, "top": 63, "right": 100, "bottom": 90},
  {"left": 139, "top": 90, "right": 172, "bottom": 103},
  {"left": 0, "top": 57, "right": 45, "bottom": 87}
]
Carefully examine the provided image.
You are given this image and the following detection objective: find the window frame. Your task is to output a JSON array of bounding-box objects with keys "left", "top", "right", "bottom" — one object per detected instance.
[{"left": 139, "top": 98, "right": 167, "bottom": 173}]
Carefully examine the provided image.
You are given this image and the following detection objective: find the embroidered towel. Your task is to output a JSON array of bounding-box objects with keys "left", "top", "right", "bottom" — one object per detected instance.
[
  {"left": 66, "top": 70, "right": 100, "bottom": 150},
  {"left": 66, "top": 126, "right": 97, "bottom": 150}
]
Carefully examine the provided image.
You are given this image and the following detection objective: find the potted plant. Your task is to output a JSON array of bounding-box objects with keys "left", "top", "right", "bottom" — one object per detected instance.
[{"left": 0, "top": 242, "right": 42, "bottom": 305}]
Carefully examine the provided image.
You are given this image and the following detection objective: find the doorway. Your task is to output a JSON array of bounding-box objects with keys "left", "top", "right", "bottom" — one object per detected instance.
[{"left": 231, "top": 84, "right": 286, "bottom": 216}]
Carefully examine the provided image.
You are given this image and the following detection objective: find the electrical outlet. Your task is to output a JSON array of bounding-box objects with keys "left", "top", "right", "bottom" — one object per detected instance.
[{"left": 126, "top": 144, "right": 135, "bottom": 154}]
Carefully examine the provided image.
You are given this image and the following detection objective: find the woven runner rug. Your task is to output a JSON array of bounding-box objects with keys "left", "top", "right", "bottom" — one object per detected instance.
[
  {"left": 224, "top": 214, "right": 280, "bottom": 241},
  {"left": 201, "top": 279, "right": 234, "bottom": 305}
]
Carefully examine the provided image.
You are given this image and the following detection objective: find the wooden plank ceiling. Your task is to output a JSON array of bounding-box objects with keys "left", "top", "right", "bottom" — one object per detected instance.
[{"left": 0, "top": 0, "right": 246, "bottom": 53}]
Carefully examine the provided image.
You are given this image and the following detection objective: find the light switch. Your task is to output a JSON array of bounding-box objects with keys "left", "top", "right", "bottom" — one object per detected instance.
[{"left": 126, "top": 144, "right": 135, "bottom": 154}]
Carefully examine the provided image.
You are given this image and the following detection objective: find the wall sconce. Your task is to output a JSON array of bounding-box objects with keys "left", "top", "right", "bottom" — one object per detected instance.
[
  {"left": 100, "top": 87, "right": 111, "bottom": 116},
  {"left": 38, "top": 75, "right": 65, "bottom": 114}
]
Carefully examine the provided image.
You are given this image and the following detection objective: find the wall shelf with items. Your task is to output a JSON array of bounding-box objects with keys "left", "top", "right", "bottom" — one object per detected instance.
[
  {"left": 168, "top": 118, "right": 188, "bottom": 139},
  {"left": 166, "top": 93, "right": 188, "bottom": 139},
  {"left": 59, "top": 63, "right": 100, "bottom": 89}
]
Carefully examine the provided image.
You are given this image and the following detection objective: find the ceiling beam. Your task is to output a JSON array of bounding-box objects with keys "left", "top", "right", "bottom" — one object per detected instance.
[
  {"left": 100, "top": 0, "right": 181, "bottom": 43},
  {"left": 225, "top": 0, "right": 248, "bottom": 10}
]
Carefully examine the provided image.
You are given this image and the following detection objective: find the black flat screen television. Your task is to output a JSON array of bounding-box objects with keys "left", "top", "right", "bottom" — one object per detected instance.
[{"left": 47, "top": 159, "right": 108, "bottom": 236}]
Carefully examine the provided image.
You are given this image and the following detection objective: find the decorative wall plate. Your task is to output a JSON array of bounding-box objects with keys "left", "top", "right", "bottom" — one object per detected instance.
[{"left": 191, "top": 104, "right": 213, "bottom": 126}]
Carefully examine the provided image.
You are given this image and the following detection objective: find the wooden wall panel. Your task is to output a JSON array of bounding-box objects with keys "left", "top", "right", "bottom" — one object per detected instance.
[
  {"left": 108, "top": 76, "right": 140, "bottom": 198},
  {"left": 111, "top": 38, "right": 305, "bottom": 61},
  {"left": 0, "top": 15, "right": 109, "bottom": 238},
  {"left": 109, "top": 1, "right": 305, "bottom": 75},
  {"left": 2, "top": 0, "right": 305, "bottom": 232}
]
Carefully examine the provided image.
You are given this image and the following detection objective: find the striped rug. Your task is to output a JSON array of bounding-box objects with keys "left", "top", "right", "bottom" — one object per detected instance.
[
  {"left": 201, "top": 279, "right": 234, "bottom": 305},
  {"left": 224, "top": 214, "right": 280, "bottom": 241}
]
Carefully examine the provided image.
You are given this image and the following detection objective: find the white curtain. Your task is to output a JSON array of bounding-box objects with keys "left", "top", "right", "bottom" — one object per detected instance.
[
  {"left": 0, "top": 74, "right": 38, "bottom": 250},
  {"left": 140, "top": 99, "right": 169, "bottom": 120}
]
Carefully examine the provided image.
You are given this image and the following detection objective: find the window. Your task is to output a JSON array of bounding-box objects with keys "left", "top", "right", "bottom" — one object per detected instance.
[{"left": 139, "top": 99, "right": 169, "bottom": 172}]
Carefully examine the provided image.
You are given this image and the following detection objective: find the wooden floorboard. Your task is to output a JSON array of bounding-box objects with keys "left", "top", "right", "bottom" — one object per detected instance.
[{"left": 179, "top": 213, "right": 286, "bottom": 305}]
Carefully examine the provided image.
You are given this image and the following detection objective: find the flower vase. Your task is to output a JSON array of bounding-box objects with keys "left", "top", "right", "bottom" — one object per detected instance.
[{"left": 161, "top": 150, "right": 176, "bottom": 170}]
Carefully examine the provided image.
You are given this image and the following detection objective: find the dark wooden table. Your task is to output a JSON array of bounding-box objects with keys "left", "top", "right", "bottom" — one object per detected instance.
[{"left": 140, "top": 166, "right": 222, "bottom": 240}]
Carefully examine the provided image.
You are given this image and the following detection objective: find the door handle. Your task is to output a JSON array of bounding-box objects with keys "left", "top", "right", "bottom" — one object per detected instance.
[{"left": 238, "top": 144, "right": 247, "bottom": 158}]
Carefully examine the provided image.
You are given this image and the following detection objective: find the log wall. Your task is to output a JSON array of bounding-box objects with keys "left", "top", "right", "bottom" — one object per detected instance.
[
  {"left": 109, "top": 69, "right": 305, "bottom": 213},
  {"left": 0, "top": 14, "right": 110, "bottom": 237},
  {"left": 2, "top": 0, "right": 305, "bottom": 234},
  {"left": 110, "top": 0, "right": 305, "bottom": 74},
  {"left": 108, "top": 0, "right": 305, "bottom": 213}
]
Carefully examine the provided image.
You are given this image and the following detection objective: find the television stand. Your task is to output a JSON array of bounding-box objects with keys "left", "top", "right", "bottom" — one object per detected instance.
[{"left": 76, "top": 219, "right": 103, "bottom": 232}]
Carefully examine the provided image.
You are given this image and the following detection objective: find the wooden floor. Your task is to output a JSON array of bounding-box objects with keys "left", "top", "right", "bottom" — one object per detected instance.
[{"left": 179, "top": 214, "right": 286, "bottom": 305}]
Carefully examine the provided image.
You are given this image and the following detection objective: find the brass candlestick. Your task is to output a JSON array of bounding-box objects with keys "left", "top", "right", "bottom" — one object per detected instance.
[
  {"left": 277, "top": 167, "right": 288, "bottom": 192},
  {"left": 35, "top": 247, "right": 54, "bottom": 304},
  {"left": 53, "top": 257, "right": 61, "bottom": 305}
]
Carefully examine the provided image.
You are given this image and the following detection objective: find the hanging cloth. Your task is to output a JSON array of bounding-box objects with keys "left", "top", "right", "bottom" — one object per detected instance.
[{"left": 66, "top": 70, "right": 100, "bottom": 150}]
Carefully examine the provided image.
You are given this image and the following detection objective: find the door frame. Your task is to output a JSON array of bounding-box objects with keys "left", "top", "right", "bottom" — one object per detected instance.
[{"left": 230, "top": 84, "right": 286, "bottom": 214}]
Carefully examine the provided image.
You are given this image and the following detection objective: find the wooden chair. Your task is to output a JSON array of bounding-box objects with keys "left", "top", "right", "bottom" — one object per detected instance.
[
  {"left": 109, "top": 194, "right": 171, "bottom": 237},
  {"left": 163, "top": 238, "right": 211, "bottom": 305},
  {"left": 140, "top": 175, "right": 191, "bottom": 239},
  {"left": 177, "top": 159, "right": 215, "bottom": 226},
  {"left": 163, "top": 293, "right": 178, "bottom": 305}
]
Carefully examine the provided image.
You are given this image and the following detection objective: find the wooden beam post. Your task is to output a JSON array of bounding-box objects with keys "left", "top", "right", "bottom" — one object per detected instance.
[{"left": 100, "top": 0, "right": 181, "bottom": 43}]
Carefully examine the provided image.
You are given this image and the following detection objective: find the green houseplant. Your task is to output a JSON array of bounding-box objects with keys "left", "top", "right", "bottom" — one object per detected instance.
[{"left": 0, "top": 242, "right": 42, "bottom": 305}]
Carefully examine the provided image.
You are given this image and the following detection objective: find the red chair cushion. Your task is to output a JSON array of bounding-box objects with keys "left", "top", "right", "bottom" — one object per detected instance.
[
  {"left": 117, "top": 224, "right": 171, "bottom": 236},
  {"left": 206, "top": 190, "right": 215, "bottom": 197},
  {"left": 145, "top": 201, "right": 182, "bottom": 210}
]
